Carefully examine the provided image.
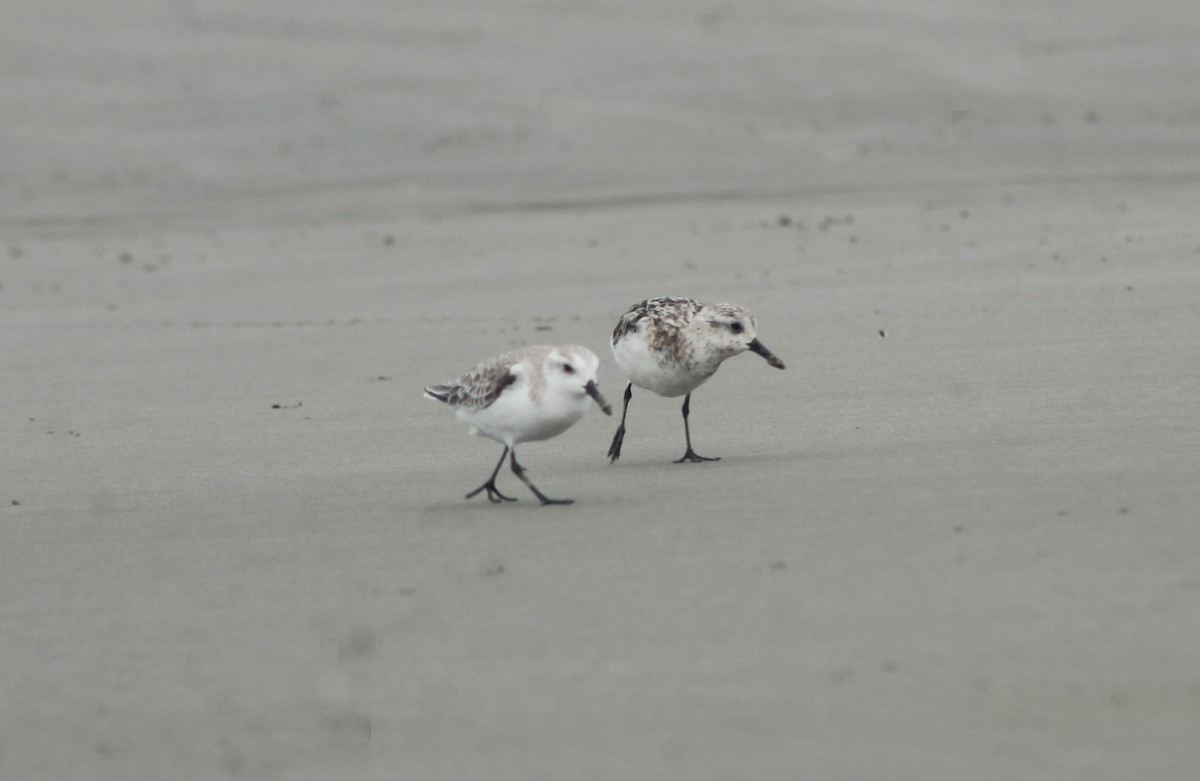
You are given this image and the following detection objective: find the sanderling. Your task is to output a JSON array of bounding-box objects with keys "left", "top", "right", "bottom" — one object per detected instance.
[
  {"left": 424, "top": 344, "right": 612, "bottom": 505},
  {"left": 607, "top": 297, "right": 785, "bottom": 463}
]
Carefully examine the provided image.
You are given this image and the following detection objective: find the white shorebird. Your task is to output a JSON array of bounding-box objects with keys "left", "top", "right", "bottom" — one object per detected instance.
[
  {"left": 607, "top": 297, "right": 785, "bottom": 463},
  {"left": 424, "top": 344, "right": 612, "bottom": 505}
]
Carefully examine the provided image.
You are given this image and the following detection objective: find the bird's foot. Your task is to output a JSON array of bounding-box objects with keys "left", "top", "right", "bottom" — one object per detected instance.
[
  {"left": 674, "top": 448, "right": 720, "bottom": 464},
  {"left": 465, "top": 481, "right": 517, "bottom": 503},
  {"left": 607, "top": 425, "right": 626, "bottom": 463}
]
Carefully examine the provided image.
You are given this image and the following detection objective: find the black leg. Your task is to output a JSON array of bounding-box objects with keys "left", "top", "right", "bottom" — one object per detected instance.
[
  {"left": 510, "top": 448, "right": 573, "bottom": 505},
  {"left": 606, "top": 382, "right": 634, "bottom": 463},
  {"left": 464, "top": 446, "right": 517, "bottom": 502},
  {"left": 675, "top": 392, "right": 720, "bottom": 463}
]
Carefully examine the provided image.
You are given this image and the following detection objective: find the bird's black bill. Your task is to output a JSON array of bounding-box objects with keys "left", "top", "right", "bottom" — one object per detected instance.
[
  {"left": 748, "top": 338, "right": 786, "bottom": 369},
  {"left": 586, "top": 380, "right": 613, "bottom": 415}
]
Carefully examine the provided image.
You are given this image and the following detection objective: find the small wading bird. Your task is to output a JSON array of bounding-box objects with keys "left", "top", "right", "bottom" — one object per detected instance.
[
  {"left": 424, "top": 344, "right": 612, "bottom": 505},
  {"left": 607, "top": 297, "right": 785, "bottom": 463}
]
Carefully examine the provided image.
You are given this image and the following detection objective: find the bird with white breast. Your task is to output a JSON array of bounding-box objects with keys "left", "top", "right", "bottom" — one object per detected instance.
[
  {"left": 607, "top": 297, "right": 785, "bottom": 463},
  {"left": 425, "top": 344, "right": 612, "bottom": 505}
]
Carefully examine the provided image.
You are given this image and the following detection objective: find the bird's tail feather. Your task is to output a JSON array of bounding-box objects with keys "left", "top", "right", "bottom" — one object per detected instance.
[{"left": 423, "top": 384, "right": 455, "bottom": 404}]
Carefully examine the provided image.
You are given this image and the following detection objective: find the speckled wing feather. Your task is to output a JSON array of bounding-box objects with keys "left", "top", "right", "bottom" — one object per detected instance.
[
  {"left": 611, "top": 297, "right": 702, "bottom": 344},
  {"left": 424, "top": 358, "right": 517, "bottom": 410}
]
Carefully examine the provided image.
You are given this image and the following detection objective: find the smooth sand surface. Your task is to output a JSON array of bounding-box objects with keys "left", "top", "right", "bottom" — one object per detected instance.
[{"left": 3, "top": 2, "right": 1200, "bottom": 779}]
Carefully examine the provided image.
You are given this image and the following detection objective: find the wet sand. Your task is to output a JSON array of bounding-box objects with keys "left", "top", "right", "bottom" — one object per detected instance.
[{"left": 3, "top": 2, "right": 1200, "bottom": 779}]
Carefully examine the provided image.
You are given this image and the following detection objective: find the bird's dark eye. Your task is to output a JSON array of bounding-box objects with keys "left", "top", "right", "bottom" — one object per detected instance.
[
  {"left": 562, "top": 364, "right": 575, "bottom": 374},
  {"left": 729, "top": 322, "right": 744, "bottom": 334}
]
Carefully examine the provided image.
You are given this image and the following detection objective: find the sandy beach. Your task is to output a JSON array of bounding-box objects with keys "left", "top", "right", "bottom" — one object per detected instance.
[{"left": 3, "top": 1, "right": 1199, "bottom": 779}]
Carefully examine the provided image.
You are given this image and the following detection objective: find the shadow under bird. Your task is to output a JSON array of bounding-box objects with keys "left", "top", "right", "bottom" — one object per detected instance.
[
  {"left": 607, "top": 297, "right": 785, "bottom": 463},
  {"left": 424, "top": 344, "right": 612, "bottom": 505}
]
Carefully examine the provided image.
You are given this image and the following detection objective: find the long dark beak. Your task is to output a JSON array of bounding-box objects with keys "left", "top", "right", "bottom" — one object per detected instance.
[
  {"left": 748, "top": 338, "right": 785, "bottom": 369},
  {"left": 585, "top": 380, "right": 613, "bottom": 415}
]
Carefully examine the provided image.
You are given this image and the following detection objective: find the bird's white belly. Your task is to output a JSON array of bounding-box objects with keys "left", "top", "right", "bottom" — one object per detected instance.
[
  {"left": 459, "top": 390, "right": 586, "bottom": 444},
  {"left": 612, "top": 334, "right": 711, "bottom": 398}
]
